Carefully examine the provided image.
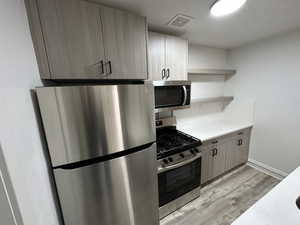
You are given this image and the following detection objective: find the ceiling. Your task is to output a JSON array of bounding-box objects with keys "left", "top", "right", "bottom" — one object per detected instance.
[{"left": 96, "top": 0, "right": 300, "bottom": 49}]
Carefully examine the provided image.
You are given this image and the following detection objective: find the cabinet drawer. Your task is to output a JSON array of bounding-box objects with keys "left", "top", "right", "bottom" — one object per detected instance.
[
  {"left": 203, "top": 134, "right": 231, "bottom": 147},
  {"left": 232, "top": 128, "right": 251, "bottom": 138}
]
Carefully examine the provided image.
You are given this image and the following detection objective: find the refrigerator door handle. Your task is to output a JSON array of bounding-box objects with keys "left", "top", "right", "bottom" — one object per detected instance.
[{"left": 55, "top": 142, "right": 156, "bottom": 170}]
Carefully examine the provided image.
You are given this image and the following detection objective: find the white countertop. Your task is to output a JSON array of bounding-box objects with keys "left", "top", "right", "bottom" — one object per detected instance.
[
  {"left": 232, "top": 166, "right": 300, "bottom": 225},
  {"left": 177, "top": 119, "right": 253, "bottom": 142}
]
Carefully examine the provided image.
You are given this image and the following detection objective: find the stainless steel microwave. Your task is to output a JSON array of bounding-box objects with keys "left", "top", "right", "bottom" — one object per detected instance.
[{"left": 153, "top": 81, "right": 191, "bottom": 112}]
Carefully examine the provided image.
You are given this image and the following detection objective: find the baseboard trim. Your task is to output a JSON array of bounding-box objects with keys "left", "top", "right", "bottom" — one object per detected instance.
[{"left": 247, "top": 159, "right": 288, "bottom": 180}]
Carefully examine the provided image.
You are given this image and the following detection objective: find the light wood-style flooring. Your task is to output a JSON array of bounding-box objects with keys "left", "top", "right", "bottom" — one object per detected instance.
[{"left": 160, "top": 165, "right": 279, "bottom": 225}]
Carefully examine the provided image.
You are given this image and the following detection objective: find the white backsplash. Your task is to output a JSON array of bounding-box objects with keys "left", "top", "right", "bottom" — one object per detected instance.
[
  {"left": 175, "top": 43, "right": 254, "bottom": 131},
  {"left": 189, "top": 75, "right": 226, "bottom": 100},
  {"left": 174, "top": 75, "right": 254, "bottom": 129}
]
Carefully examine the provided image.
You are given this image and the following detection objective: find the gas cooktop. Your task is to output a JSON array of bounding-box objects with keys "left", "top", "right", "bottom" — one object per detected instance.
[{"left": 156, "top": 126, "right": 202, "bottom": 159}]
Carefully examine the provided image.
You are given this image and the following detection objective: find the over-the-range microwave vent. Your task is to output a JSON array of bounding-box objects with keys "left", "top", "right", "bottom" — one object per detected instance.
[{"left": 167, "top": 14, "right": 194, "bottom": 28}]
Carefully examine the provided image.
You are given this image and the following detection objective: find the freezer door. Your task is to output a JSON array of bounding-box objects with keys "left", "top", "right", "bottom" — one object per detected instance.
[
  {"left": 36, "top": 84, "right": 155, "bottom": 167},
  {"left": 54, "top": 143, "right": 159, "bottom": 225}
]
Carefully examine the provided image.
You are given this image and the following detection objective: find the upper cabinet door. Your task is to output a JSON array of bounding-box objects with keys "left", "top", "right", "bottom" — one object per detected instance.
[
  {"left": 148, "top": 32, "right": 166, "bottom": 81},
  {"left": 100, "top": 6, "right": 148, "bottom": 80},
  {"left": 37, "top": 0, "right": 106, "bottom": 79},
  {"left": 165, "top": 35, "right": 188, "bottom": 80}
]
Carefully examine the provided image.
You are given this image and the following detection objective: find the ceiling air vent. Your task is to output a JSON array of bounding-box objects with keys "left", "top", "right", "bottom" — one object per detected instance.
[{"left": 167, "top": 14, "right": 194, "bottom": 28}]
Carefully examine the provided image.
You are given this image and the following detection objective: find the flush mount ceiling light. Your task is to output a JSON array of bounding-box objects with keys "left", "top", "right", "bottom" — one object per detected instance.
[{"left": 210, "top": 0, "right": 247, "bottom": 17}]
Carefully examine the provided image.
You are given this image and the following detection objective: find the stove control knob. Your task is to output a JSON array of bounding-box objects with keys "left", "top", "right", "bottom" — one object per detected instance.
[
  {"left": 190, "top": 149, "right": 195, "bottom": 154},
  {"left": 194, "top": 148, "right": 200, "bottom": 153},
  {"left": 168, "top": 157, "right": 173, "bottom": 163},
  {"left": 179, "top": 153, "right": 185, "bottom": 158},
  {"left": 163, "top": 159, "right": 169, "bottom": 164}
]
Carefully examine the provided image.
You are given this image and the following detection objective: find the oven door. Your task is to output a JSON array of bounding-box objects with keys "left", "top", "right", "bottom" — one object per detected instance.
[
  {"left": 153, "top": 81, "right": 191, "bottom": 112},
  {"left": 158, "top": 155, "right": 201, "bottom": 207}
]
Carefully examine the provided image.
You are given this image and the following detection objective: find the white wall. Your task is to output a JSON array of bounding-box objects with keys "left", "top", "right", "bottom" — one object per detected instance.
[
  {"left": 188, "top": 44, "right": 231, "bottom": 70},
  {"left": 176, "top": 44, "right": 231, "bottom": 126},
  {"left": 225, "top": 30, "right": 300, "bottom": 174},
  {"left": 0, "top": 1, "right": 60, "bottom": 225},
  {"left": 175, "top": 75, "right": 226, "bottom": 127}
]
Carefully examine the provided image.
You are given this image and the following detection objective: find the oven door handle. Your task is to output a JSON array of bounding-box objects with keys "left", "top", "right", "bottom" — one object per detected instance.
[
  {"left": 158, "top": 153, "right": 202, "bottom": 174},
  {"left": 182, "top": 85, "right": 188, "bottom": 106}
]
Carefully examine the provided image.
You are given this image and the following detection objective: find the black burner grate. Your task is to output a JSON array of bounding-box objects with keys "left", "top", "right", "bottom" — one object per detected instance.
[{"left": 156, "top": 127, "right": 202, "bottom": 159}]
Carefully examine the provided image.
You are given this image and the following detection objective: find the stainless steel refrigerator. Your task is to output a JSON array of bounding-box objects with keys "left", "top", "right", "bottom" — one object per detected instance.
[{"left": 36, "top": 84, "right": 159, "bottom": 225}]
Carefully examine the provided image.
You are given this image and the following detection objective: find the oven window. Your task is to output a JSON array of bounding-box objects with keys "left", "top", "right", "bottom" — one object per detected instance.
[
  {"left": 158, "top": 158, "right": 201, "bottom": 207},
  {"left": 155, "top": 86, "right": 184, "bottom": 108}
]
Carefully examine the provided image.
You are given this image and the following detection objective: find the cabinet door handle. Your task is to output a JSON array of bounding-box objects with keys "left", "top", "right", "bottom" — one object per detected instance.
[
  {"left": 166, "top": 68, "right": 170, "bottom": 79},
  {"left": 212, "top": 148, "right": 218, "bottom": 157},
  {"left": 89, "top": 60, "right": 105, "bottom": 75},
  {"left": 108, "top": 61, "right": 112, "bottom": 74},
  {"left": 212, "top": 140, "right": 218, "bottom": 144},
  {"left": 238, "top": 139, "right": 243, "bottom": 146},
  {"left": 100, "top": 60, "right": 104, "bottom": 74},
  {"left": 162, "top": 69, "right": 166, "bottom": 79}
]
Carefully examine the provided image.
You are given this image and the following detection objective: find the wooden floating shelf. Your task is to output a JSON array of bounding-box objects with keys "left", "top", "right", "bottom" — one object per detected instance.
[
  {"left": 188, "top": 69, "right": 237, "bottom": 76},
  {"left": 191, "top": 96, "right": 234, "bottom": 104}
]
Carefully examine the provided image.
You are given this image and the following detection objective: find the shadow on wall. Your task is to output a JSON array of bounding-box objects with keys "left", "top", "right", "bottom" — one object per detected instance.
[{"left": 176, "top": 102, "right": 225, "bottom": 118}]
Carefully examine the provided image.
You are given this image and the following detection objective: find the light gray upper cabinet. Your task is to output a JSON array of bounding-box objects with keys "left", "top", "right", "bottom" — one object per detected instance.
[
  {"left": 148, "top": 32, "right": 165, "bottom": 81},
  {"left": 148, "top": 32, "right": 188, "bottom": 81},
  {"left": 36, "top": 0, "right": 105, "bottom": 79},
  {"left": 25, "top": 0, "right": 148, "bottom": 80},
  {"left": 100, "top": 6, "right": 148, "bottom": 79},
  {"left": 165, "top": 35, "right": 188, "bottom": 80}
]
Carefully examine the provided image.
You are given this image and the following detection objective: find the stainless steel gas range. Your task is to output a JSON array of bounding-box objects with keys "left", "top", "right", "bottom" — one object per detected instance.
[{"left": 156, "top": 120, "right": 202, "bottom": 219}]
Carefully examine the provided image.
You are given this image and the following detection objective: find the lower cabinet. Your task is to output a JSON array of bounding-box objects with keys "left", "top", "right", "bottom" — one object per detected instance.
[
  {"left": 236, "top": 132, "right": 250, "bottom": 165},
  {"left": 209, "top": 142, "right": 227, "bottom": 179},
  {"left": 200, "top": 146, "right": 213, "bottom": 184},
  {"left": 200, "top": 128, "right": 251, "bottom": 185},
  {"left": 227, "top": 131, "right": 250, "bottom": 169}
]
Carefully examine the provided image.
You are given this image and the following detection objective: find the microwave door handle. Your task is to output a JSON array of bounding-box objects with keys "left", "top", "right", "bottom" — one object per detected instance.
[
  {"left": 157, "top": 153, "right": 202, "bottom": 174},
  {"left": 182, "top": 85, "right": 188, "bottom": 105}
]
